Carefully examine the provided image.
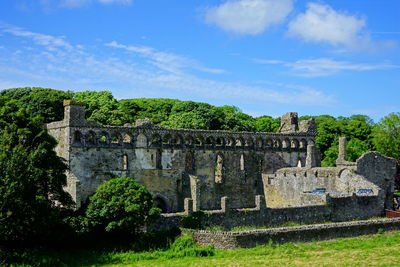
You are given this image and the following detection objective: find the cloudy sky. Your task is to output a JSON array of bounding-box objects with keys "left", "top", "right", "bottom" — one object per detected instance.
[{"left": 0, "top": 0, "right": 399, "bottom": 121}]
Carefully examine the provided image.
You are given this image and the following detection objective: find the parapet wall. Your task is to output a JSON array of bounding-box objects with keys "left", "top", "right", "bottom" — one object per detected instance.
[
  {"left": 194, "top": 218, "right": 400, "bottom": 249},
  {"left": 153, "top": 192, "right": 383, "bottom": 231}
]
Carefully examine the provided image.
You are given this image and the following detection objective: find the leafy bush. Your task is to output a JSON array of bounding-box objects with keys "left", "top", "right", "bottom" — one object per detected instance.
[
  {"left": 181, "top": 211, "right": 206, "bottom": 229},
  {"left": 169, "top": 236, "right": 214, "bottom": 257},
  {"left": 86, "top": 177, "right": 161, "bottom": 235}
]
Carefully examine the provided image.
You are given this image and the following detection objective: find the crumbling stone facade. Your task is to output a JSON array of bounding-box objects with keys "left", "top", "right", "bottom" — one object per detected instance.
[
  {"left": 47, "top": 101, "right": 397, "bottom": 229},
  {"left": 46, "top": 101, "right": 316, "bottom": 211}
]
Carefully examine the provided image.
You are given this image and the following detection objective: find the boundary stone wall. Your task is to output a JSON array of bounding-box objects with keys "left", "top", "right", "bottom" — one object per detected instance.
[{"left": 194, "top": 218, "right": 400, "bottom": 249}]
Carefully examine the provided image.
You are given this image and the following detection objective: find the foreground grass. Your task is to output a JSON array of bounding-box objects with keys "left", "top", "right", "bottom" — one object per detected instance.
[
  {"left": 104, "top": 231, "right": 400, "bottom": 267},
  {"left": 6, "top": 231, "right": 400, "bottom": 266}
]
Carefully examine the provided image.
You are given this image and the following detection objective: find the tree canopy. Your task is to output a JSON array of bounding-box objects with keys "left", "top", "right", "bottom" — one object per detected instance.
[
  {"left": 0, "top": 96, "right": 73, "bottom": 242},
  {"left": 86, "top": 177, "right": 160, "bottom": 235}
]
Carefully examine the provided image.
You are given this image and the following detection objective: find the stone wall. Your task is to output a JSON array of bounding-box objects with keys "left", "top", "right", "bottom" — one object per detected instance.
[
  {"left": 46, "top": 101, "right": 316, "bottom": 210},
  {"left": 194, "top": 218, "right": 400, "bottom": 249},
  {"left": 152, "top": 191, "right": 384, "bottom": 231}
]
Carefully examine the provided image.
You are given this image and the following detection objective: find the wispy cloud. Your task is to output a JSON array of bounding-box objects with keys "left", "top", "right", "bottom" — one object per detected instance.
[
  {"left": 0, "top": 23, "right": 73, "bottom": 51},
  {"left": 0, "top": 24, "right": 334, "bottom": 107},
  {"left": 105, "top": 41, "right": 226, "bottom": 75},
  {"left": 287, "top": 2, "right": 395, "bottom": 51},
  {"left": 204, "top": 0, "right": 293, "bottom": 35},
  {"left": 254, "top": 57, "right": 400, "bottom": 77}
]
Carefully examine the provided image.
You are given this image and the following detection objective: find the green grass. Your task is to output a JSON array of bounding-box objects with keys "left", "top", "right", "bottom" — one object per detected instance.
[{"left": 5, "top": 231, "right": 400, "bottom": 266}]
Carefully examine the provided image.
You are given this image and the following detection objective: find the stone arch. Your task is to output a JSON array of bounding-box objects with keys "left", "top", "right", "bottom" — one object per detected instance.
[
  {"left": 245, "top": 138, "right": 254, "bottom": 148},
  {"left": 265, "top": 138, "right": 273, "bottom": 148},
  {"left": 98, "top": 131, "right": 109, "bottom": 145},
  {"left": 226, "top": 137, "right": 235, "bottom": 147},
  {"left": 150, "top": 134, "right": 161, "bottom": 147},
  {"left": 73, "top": 130, "right": 83, "bottom": 145},
  {"left": 122, "top": 133, "right": 132, "bottom": 144},
  {"left": 86, "top": 131, "right": 96, "bottom": 146},
  {"left": 175, "top": 134, "right": 183, "bottom": 146},
  {"left": 162, "top": 133, "right": 173, "bottom": 146},
  {"left": 111, "top": 132, "right": 121, "bottom": 145},
  {"left": 215, "top": 137, "right": 225, "bottom": 147},
  {"left": 291, "top": 139, "right": 299, "bottom": 149},
  {"left": 153, "top": 195, "right": 169, "bottom": 213},
  {"left": 195, "top": 136, "right": 204, "bottom": 147},
  {"left": 136, "top": 133, "right": 148, "bottom": 148},
  {"left": 300, "top": 139, "right": 307, "bottom": 149},
  {"left": 236, "top": 137, "right": 244, "bottom": 147},
  {"left": 205, "top": 136, "right": 215, "bottom": 147},
  {"left": 256, "top": 137, "right": 263, "bottom": 148},
  {"left": 273, "top": 139, "right": 282, "bottom": 149},
  {"left": 185, "top": 135, "right": 194, "bottom": 147},
  {"left": 282, "top": 138, "right": 290, "bottom": 149}
]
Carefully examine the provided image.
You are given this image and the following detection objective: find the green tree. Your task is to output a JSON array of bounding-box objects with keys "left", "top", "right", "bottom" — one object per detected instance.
[
  {"left": 0, "top": 87, "right": 73, "bottom": 122},
  {"left": 219, "top": 105, "right": 255, "bottom": 132},
  {"left": 373, "top": 112, "right": 400, "bottom": 159},
  {"left": 321, "top": 138, "right": 371, "bottom": 167},
  {"left": 86, "top": 177, "right": 160, "bottom": 235},
  {"left": 0, "top": 97, "right": 73, "bottom": 242},
  {"left": 73, "top": 91, "right": 119, "bottom": 125},
  {"left": 255, "top": 116, "right": 280, "bottom": 132}
]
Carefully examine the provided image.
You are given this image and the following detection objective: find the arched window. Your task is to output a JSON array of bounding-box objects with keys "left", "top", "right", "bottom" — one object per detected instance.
[
  {"left": 240, "top": 154, "right": 245, "bottom": 171},
  {"left": 111, "top": 133, "right": 121, "bottom": 145},
  {"left": 215, "top": 153, "right": 224, "bottom": 183},
  {"left": 155, "top": 149, "right": 162, "bottom": 169},
  {"left": 136, "top": 133, "right": 147, "bottom": 148},
  {"left": 150, "top": 134, "right": 161, "bottom": 147},
  {"left": 86, "top": 131, "right": 96, "bottom": 145},
  {"left": 122, "top": 154, "right": 128, "bottom": 170},
  {"left": 215, "top": 137, "right": 224, "bottom": 147},
  {"left": 99, "top": 131, "right": 109, "bottom": 145},
  {"left": 153, "top": 196, "right": 168, "bottom": 213},
  {"left": 73, "top": 131, "right": 82, "bottom": 145},
  {"left": 185, "top": 151, "right": 195, "bottom": 172},
  {"left": 123, "top": 133, "right": 132, "bottom": 144}
]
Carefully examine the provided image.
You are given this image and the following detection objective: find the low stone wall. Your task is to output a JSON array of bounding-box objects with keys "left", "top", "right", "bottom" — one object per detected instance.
[{"left": 194, "top": 218, "right": 400, "bottom": 249}]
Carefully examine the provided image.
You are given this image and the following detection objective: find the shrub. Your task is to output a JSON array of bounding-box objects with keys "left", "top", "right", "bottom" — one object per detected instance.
[
  {"left": 169, "top": 236, "right": 214, "bottom": 257},
  {"left": 181, "top": 211, "right": 205, "bottom": 229},
  {"left": 86, "top": 177, "right": 161, "bottom": 235}
]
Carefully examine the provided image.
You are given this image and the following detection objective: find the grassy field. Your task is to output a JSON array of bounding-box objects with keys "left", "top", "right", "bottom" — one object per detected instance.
[{"left": 5, "top": 230, "right": 400, "bottom": 266}]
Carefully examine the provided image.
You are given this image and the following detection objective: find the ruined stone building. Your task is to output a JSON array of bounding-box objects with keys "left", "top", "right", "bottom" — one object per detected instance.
[{"left": 46, "top": 100, "right": 397, "bottom": 228}]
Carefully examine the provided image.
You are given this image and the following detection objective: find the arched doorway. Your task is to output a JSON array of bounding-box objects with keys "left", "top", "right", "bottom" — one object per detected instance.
[{"left": 153, "top": 196, "right": 168, "bottom": 213}]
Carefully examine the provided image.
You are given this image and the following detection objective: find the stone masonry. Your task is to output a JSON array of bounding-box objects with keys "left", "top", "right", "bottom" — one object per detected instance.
[{"left": 47, "top": 100, "right": 397, "bottom": 230}]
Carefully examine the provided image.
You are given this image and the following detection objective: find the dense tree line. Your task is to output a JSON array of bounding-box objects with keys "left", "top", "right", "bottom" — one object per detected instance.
[{"left": 1, "top": 87, "right": 400, "bottom": 165}]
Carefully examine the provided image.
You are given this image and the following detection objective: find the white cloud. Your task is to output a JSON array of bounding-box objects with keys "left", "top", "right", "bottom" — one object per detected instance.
[
  {"left": 205, "top": 0, "right": 293, "bottom": 35},
  {"left": 105, "top": 41, "right": 226, "bottom": 74},
  {"left": 254, "top": 57, "right": 400, "bottom": 77},
  {"left": 0, "top": 23, "right": 72, "bottom": 51},
  {"left": 0, "top": 24, "right": 334, "bottom": 108},
  {"left": 287, "top": 3, "right": 369, "bottom": 49}
]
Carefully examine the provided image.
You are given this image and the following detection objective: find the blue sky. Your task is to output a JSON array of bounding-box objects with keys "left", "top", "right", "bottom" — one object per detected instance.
[{"left": 0, "top": 0, "right": 399, "bottom": 121}]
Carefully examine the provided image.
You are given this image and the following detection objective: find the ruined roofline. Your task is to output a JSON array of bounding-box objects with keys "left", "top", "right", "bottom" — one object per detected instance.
[
  {"left": 49, "top": 99, "right": 316, "bottom": 137},
  {"left": 59, "top": 123, "right": 316, "bottom": 137}
]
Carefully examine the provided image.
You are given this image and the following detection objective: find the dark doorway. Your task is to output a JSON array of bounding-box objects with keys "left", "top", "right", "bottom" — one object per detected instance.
[{"left": 154, "top": 197, "right": 168, "bottom": 213}]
